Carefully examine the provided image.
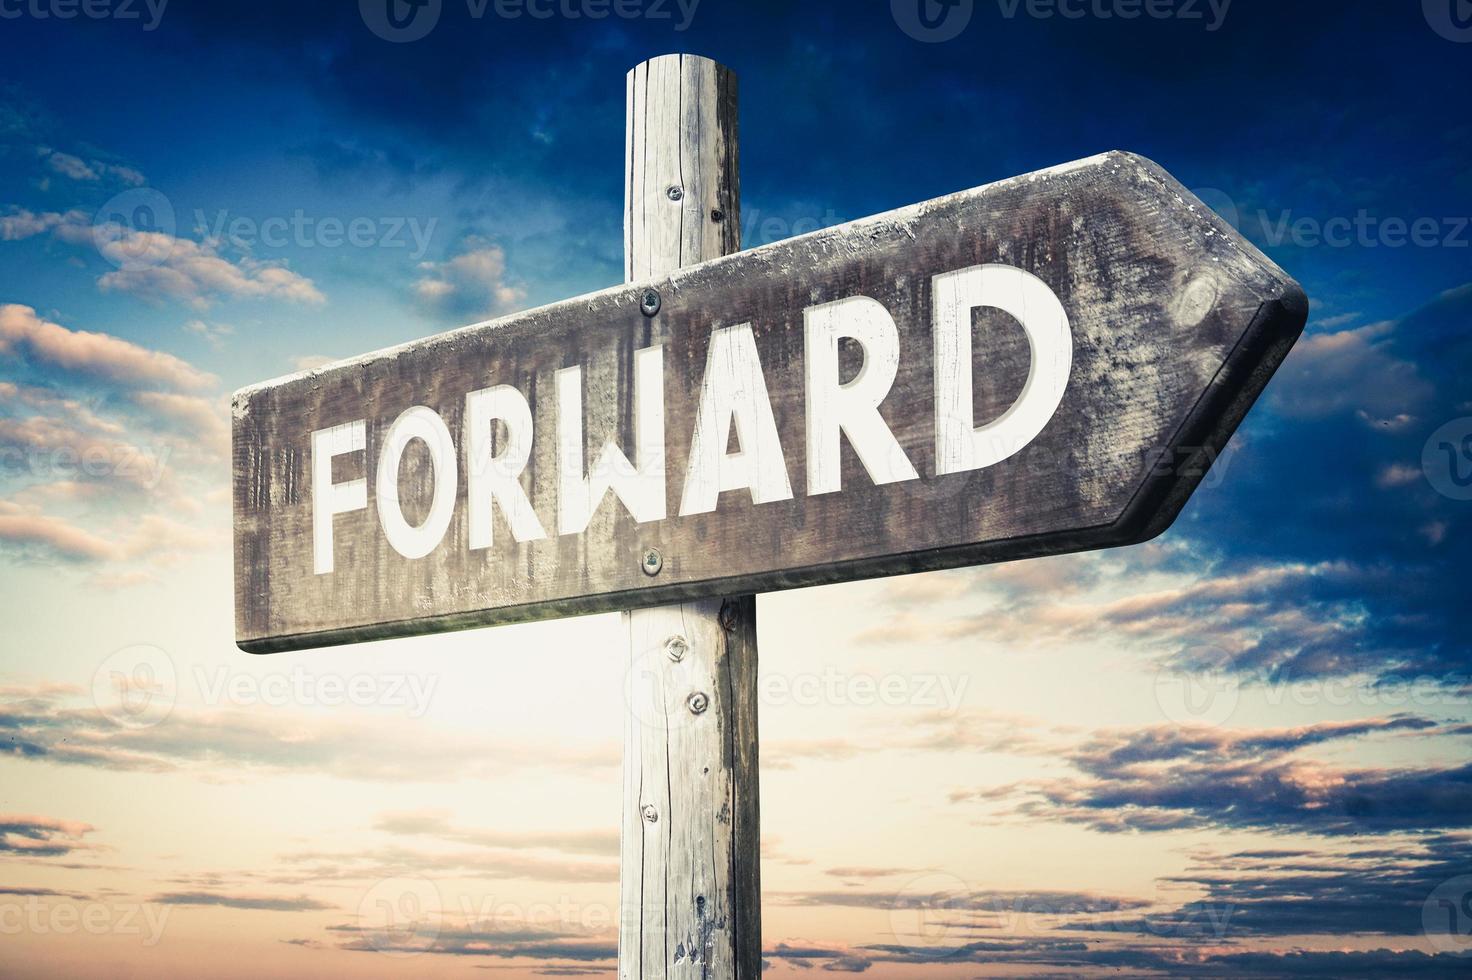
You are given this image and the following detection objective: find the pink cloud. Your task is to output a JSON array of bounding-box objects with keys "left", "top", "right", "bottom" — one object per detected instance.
[{"left": 0, "top": 304, "right": 216, "bottom": 392}]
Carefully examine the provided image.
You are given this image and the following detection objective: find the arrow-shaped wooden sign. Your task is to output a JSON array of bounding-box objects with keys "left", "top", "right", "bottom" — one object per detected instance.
[{"left": 232, "top": 151, "right": 1305, "bottom": 653}]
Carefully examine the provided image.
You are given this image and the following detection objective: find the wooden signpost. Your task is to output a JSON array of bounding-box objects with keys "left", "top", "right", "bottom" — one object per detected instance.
[{"left": 231, "top": 53, "right": 1306, "bottom": 980}]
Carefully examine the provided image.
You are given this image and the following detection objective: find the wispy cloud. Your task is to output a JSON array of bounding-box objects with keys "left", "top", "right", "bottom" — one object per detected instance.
[
  {"left": 0, "top": 304, "right": 215, "bottom": 392},
  {"left": 414, "top": 240, "right": 525, "bottom": 321},
  {"left": 0, "top": 813, "right": 95, "bottom": 857},
  {"left": 152, "top": 891, "right": 334, "bottom": 912},
  {"left": 0, "top": 684, "right": 616, "bottom": 783},
  {"left": 958, "top": 716, "right": 1472, "bottom": 836}
]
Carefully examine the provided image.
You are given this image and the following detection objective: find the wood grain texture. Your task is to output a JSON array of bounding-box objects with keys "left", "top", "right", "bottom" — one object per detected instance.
[
  {"left": 621, "top": 598, "right": 760, "bottom": 979},
  {"left": 618, "top": 55, "right": 759, "bottom": 980},
  {"left": 232, "top": 150, "right": 1307, "bottom": 653}
]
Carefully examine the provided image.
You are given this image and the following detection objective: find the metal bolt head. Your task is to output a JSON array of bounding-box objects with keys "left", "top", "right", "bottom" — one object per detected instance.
[
  {"left": 641, "top": 547, "right": 663, "bottom": 576},
  {"left": 711, "top": 208, "right": 725, "bottom": 223},
  {"left": 666, "top": 185, "right": 684, "bottom": 201},
  {"left": 641, "top": 804, "right": 659, "bottom": 823},
  {"left": 639, "top": 288, "right": 661, "bottom": 317},
  {"left": 687, "top": 691, "right": 710, "bottom": 715},
  {"left": 664, "top": 634, "right": 689, "bottom": 663}
]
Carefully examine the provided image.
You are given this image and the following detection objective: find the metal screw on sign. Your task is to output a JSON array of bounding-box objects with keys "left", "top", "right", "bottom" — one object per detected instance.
[{"left": 641, "top": 547, "right": 663, "bottom": 576}]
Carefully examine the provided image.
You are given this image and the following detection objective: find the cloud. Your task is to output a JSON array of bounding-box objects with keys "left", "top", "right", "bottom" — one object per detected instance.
[
  {"left": 0, "top": 684, "right": 616, "bottom": 783},
  {"left": 962, "top": 716, "right": 1472, "bottom": 836},
  {"left": 333, "top": 923, "right": 618, "bottom": 962},
  {"left": 1269, "top": 320, "right": 1433, "bottom": 421},
  {"left": 1070, "top": 835, "right": 1472, "bottom": 941},
  {"left": 181, "top": 319, "right": 233, "bottom": 348},
  {"left": 153, "top": 891, "right": 334, "bottom": 912},
  {"left": 290, "top": 354, "right": 336, "bottom": 372},
  {"left": 277, "top": 844, "right": 617, "bottom": 886},
  {"left": 129, "top": 391, "right": 229, "bottom": 458},
  {"left": 0, "top": 416, "right": 172, "bottom": 493},
  {"left": 1, "top": 210, "right": 324, "bottom": 309},
  {"left": 0, "top": 506, "right": 117, "bottom": 561},
  {"left": 414, "top": 241, "right": 525, "bottom": 321},
  {"left": 96, "top": 232, "right": 325, "bottom": 309},
  {"left": 373, "top": 812, "right": 618, "bottom": 857},
  {"left": 776, "top": 887, "right": 1149, "bottom": 919},
  {"left": 0, "top": 304, "right": 216, "bottom": 392},
  {"left": 0, "top": 314, "right": 225, "bottom": 573},
  {"left": 0, "top": 208, "right": 90, "bottom": 242},
  {"left": 0, "top": 814, "right": 96, "bottom": 857},
  {"left": 34, "top": 147, "right": 145, "bottom": 186},
  {"left": 42, "top": 150, "right": 98, "bottom": 181}
]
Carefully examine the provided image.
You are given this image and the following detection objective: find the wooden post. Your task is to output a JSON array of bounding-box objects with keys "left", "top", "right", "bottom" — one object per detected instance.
[{"left": 619, "top": 55, "right": 760, "bottom": 979}]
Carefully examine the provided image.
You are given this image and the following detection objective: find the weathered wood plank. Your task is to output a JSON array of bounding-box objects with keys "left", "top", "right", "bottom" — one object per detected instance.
[
  {"left": 232, "top": 150, "right": 1307, "bottom": 653},
  {"left": 618, "top": 55, "right": 759, "bottom": 980}
]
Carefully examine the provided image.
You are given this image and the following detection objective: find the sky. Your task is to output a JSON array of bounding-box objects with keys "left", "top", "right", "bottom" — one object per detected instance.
[{"left": 1, "top": 0, "right": 1471, "bottom": 976}]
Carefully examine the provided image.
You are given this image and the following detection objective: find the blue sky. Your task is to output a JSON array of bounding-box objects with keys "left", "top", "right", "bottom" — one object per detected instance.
[{"left": 1, "top": 1, "right": 1471, "bottom": 977}]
